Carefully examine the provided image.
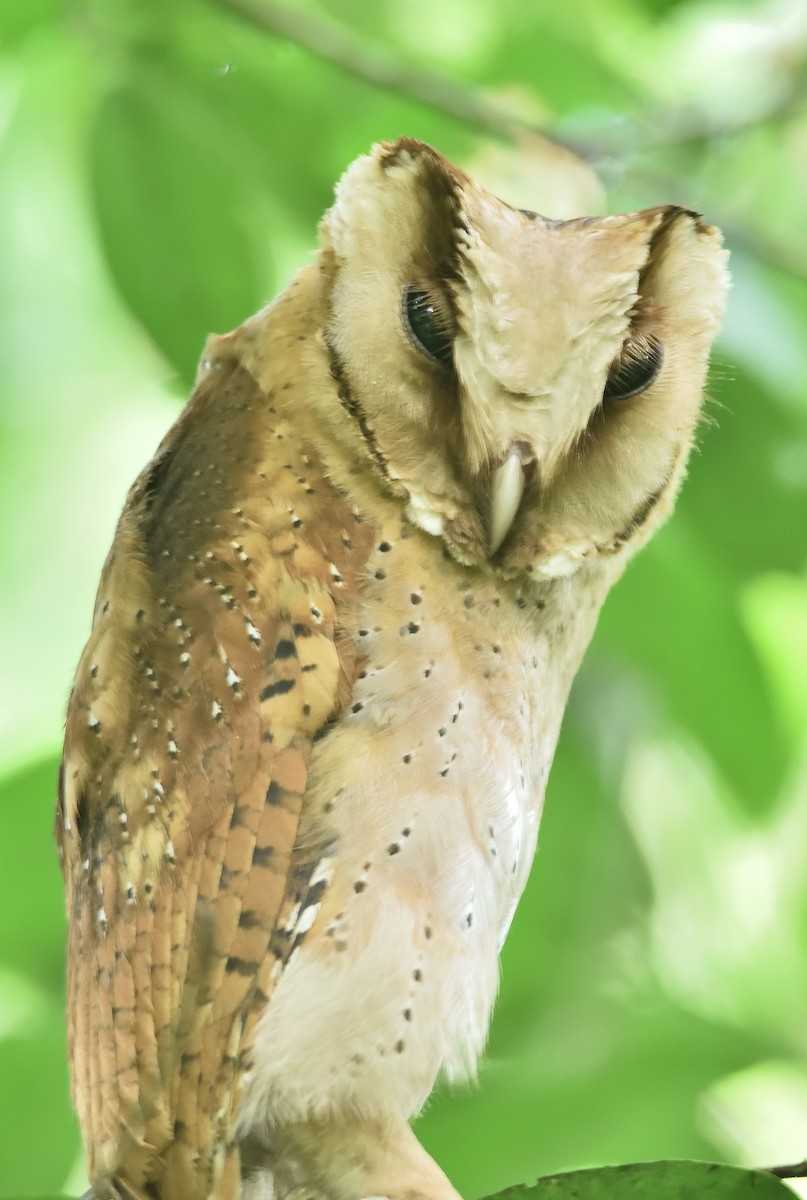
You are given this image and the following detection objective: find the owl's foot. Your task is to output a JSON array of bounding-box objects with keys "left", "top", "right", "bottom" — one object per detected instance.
[{"left": 242, "top": 1118, "right": 461, "bottom": 1200}]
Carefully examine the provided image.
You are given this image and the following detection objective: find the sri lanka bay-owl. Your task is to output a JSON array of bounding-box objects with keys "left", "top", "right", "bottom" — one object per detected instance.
[{"left": 56, "top": 138, "right": 729, "bottom": 1200}]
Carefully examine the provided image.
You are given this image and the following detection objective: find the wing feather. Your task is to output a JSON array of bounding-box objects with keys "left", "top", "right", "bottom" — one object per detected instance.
[{"left": 57, "top": 355, "right": 376, "bottom": 1199}]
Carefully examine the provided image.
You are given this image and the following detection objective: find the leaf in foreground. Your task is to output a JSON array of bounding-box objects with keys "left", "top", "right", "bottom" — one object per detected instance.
[{"left": 486, "top": 1160, "right": 794, "bottom": 1199}]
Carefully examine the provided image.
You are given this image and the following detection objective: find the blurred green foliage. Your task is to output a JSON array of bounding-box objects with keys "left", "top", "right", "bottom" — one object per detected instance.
[{"left": 1, "top": 0, "right": 806, "bottom": 1196}]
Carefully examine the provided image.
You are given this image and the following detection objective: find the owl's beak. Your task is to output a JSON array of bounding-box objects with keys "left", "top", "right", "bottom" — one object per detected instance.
[{"left": 490, "top": 442, "right": 533, "bottom": 554}]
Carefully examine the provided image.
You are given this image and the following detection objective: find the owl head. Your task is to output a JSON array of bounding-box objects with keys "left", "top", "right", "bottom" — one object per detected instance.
[{"left": 318, "top": 138, "right": 729, "bottom": 578}]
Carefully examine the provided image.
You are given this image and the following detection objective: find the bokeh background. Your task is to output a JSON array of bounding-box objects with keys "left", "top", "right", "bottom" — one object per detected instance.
[{"left": 2, "top": 0, "right": 807, "bottom": 1195}]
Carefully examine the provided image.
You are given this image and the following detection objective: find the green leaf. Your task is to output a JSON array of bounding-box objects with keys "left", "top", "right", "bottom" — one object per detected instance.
[
  {"left": 90, "top": 62, "right": 268, "bottom": 385},
  {"left": 486, "top": 1160, "right": 794, "bottom": 1198}
]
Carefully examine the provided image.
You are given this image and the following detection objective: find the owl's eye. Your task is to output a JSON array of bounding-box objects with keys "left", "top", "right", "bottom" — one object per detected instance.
[
  {"left": 402, "top": 284, "right": 454, "bottom": 371},
  {"left": 603, "top": 333, "right": 663, "bottom": 402}
]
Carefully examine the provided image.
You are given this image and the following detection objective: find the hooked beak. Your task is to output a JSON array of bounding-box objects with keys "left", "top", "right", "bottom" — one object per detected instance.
[{"left": 490, "top": 442, "right": 534, "bottom": 554}]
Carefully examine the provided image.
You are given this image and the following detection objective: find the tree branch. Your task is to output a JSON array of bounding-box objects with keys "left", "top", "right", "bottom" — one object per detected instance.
[
  {"left": 206, "top": 0, "right": 805, "bottom": 155},
  {"left": 205, "top": 0, "right": 542, "bottom": 144},
  {"left": 203, "top": 0, "right": 807, "bottom": 281}
]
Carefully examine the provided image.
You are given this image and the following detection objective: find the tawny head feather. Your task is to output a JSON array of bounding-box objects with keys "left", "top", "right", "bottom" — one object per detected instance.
[{"left": 318, "top": 137, "right": 729, "bottom": 575}]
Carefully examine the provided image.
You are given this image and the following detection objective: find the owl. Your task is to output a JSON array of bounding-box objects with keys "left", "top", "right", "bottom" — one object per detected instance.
[{"left": 56, "top": 138, "right": 729, "bottom": 1200}]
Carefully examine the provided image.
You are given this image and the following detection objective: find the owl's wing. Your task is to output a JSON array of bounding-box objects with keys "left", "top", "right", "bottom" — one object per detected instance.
[{"left": 56, "top": 345, "right": 376, "bottom": 1200}]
